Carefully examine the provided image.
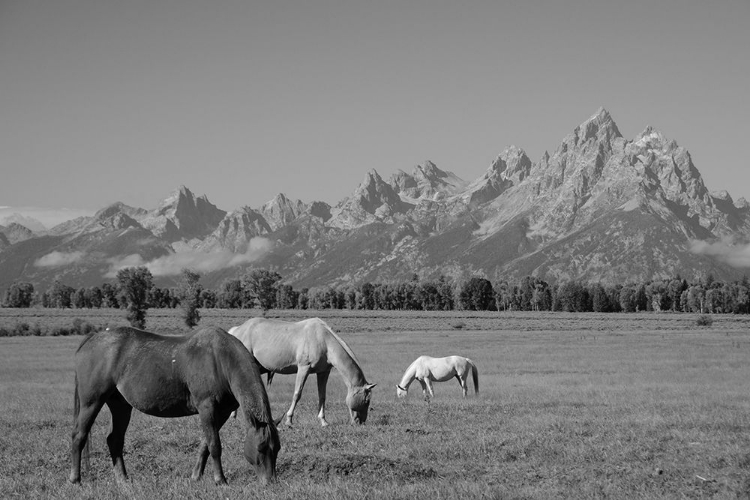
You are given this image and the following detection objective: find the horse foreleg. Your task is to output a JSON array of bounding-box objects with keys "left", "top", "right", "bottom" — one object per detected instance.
[
  {"left": 285, "top": 365, "right": 311, "bottom": 426},
  {"left": 191, "top": 438, "right": 209, "bottom": 481},
  {"left": 105, "top": 392, "right": 133, "bottom": 482},
  {"left": 196, "top": 403, "right": 230, "bottom": 485},
  {"left": 70, "top": 397, "right": 105, "bottom": 484},
  {"left": 315, "top": 370, "right": 331, "bottom": 427}
]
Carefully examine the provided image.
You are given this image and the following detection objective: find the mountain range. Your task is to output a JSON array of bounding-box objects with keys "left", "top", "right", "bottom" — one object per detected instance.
[{"left": 2, "top": 107, "right": 748, "bottom": 292}]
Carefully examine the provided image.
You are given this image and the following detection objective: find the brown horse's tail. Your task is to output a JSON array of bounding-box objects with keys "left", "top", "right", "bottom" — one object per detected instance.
[
  {"left": 73, "top": 374, "right": 90, "bottom": 472},
  {"left": 470, "top": 361, "right": 479, "bottom": 395}
]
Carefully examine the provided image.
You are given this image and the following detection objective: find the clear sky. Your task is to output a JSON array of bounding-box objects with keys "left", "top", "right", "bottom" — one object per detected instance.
[{"left": 1, "top": 0, "right": 749, "bottom": 224}]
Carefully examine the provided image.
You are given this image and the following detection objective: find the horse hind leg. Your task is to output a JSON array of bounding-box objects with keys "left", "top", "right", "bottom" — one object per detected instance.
[
  {"left": 456, "top": 374, "right": 468, "bottom": 398},
  {"left": 105, "top": 391, "right": 133, "bottom": 482}
]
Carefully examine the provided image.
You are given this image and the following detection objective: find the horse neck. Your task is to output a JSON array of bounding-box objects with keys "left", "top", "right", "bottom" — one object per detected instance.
[
  {"left": 398, "top": 363, "right": 418, "bottom": 389},
  {"left": 228, "top": 366, "right": 272, "bottom": 425},
  {"left": 326, "top": 335, "right": 367, "bottom": 389}
]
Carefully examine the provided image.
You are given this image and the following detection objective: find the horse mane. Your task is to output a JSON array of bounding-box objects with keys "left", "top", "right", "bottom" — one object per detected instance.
[
  {"left": 404, "top": 356, "right": 422, "bottom": 374},
  {"left": 74, "top": 330, "right": 101, "bottom": 353},
  {"left": 221, "top": 332, "right": 275, "bottom": 424},
  {"left": 318, "top": 319, "right": 361, "bottom": 366}
]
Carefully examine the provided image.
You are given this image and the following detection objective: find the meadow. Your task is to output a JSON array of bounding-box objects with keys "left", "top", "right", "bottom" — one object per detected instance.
[{"left": 1, "top": 308, "right": 749, "bottom": 498}]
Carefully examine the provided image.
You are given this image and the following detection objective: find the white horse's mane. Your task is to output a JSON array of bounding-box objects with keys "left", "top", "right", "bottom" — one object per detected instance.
[
  {"left": 404, "top": 356, "right": 421, "bottom": 375},
  {"left": 318, "top": 319, "right": 361, "bottom": 366}
]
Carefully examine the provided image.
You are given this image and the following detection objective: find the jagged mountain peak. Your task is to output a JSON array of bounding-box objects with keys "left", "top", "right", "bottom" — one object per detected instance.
[
  {"left": 0, "top": 212, "right": 46, "bottom": 233},
  {"left": 141, "top": 185, "right": 226, "bottom": 242},
  {"left": 414, "top": 160, "right": 443, "bottom": 178},
  {"left": 158, "top": 185, "right": 196, "bottom": 211},
  {"left": 0, "top": 222, "right": 35, "bottom": 244},
  {"left": 259, "top": 193, "right": 306, "bottom": 231},
  {"left": 94, "top": 202, "right": 147, "bottom": 221},
  {"left": 488, "top": 146, "right": 532, "bottom": 182},
  {"left": 463, "top": 145, "right": 532, "bottom": 206},
  {"left": 198, "top": 205, "right": 271, "bottom": 253},
  {"left": 328, "top": 169, "right": 410, "bottom": 229},
  {"left": 391, "top": 161, "right": 468, "bottom": 202},
  {"left": 572, "top": 107, "right": 622, "bottom": 145}
]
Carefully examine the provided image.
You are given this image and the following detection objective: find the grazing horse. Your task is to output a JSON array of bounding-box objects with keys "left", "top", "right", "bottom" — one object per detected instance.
[
  {"left": 396, "top": 355, "right": 478, "bottom": 400},
  {"left": 69, "top": 326, "right": 281, "bottom": 485},
  {"left": 229, "top": 317, "right": 376, "bottom": 427}
]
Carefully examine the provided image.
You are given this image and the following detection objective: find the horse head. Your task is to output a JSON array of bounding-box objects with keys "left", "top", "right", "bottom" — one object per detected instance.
[
  {"left": 243, "top": 419, "right": 281, "bottom": 485},
  {"left": 396, "top": 384, "right": 408, "bottom": 398},
  {"left": 345, "top": 383, "right": 377, "bottom": 424}
]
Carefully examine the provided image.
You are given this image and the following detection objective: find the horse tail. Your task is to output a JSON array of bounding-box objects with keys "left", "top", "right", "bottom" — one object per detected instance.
[
  {"left": 73, "top": 374, "right": 80, "bottom": 423},
  {"left": 266, "top": 372, "right": 274, "bottom": 387},
  {"left": 470, "top": 360, "right": 479, "bottom": 395}
]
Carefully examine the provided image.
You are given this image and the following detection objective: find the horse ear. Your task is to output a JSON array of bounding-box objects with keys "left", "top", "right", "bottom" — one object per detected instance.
[{"left": 365, "top": 383, "right": 377, "bottom": 392}]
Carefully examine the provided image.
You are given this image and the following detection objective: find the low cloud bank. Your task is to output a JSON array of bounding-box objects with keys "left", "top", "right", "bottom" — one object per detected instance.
[
  {"left": 689, "top": 239, "right": 750, "bottom": 268},
  {"left": 104, "top": 237, "right": 275, "bottom": 278},
  {"left": 35, "top": 251, "right": 85, "bottom": 267}
]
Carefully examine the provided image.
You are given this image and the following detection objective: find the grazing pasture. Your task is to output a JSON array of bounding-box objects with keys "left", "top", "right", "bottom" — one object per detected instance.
[{"left": 1, "top": 309, "right": 750, "bottom": 498}]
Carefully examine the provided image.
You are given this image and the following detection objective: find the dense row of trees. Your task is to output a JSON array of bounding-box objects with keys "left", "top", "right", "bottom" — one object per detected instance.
[{"left": 4, "top": 269, "right": 750, "bottom": 329}]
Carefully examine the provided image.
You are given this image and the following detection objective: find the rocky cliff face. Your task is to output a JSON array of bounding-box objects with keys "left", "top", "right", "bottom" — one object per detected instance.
[
  {"left": 258, "top": 193, "right": 307, "bottom": 231},
  {"left": 140, "top": 186, "right": 226, "bottom": 242},
  {"left": 198, "top": 206, "right": 271, "bottom": 253},
  {"left": 328, "top": 170, "right": 412, "bottom": 229},
  {"left": 390, "top": 161, "right": 468, "bottom": 201},
  {"left": 1, "top": 107, "right": 747, "bottom": 290}
]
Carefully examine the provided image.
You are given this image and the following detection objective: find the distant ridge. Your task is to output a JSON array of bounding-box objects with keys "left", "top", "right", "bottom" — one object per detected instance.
[{"left": 1, "top": 107, "right": 748, "bottom": 291}]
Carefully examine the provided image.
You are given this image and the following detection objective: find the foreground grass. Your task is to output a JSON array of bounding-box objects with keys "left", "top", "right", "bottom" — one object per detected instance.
[{"left": 1, "top": 310, "right": 749, "bottom": 498}]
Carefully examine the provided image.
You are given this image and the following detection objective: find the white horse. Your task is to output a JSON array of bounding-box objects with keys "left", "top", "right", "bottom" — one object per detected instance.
[
  {"left": 396, "top": 355, "right": 478, "bottom": 400},
  {"left": 229, "top": 318, "right": 376, "bottom": 427}
]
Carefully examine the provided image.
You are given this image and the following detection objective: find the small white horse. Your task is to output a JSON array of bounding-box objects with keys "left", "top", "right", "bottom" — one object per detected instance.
[{"left": 396, "top": 355, "right": 478, "bottom": 400}]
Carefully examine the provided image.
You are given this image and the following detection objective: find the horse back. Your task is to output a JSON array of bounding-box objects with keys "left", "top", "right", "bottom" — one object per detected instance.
[{"left": 231, "top": 317, "right": 333, "bottom": 372}]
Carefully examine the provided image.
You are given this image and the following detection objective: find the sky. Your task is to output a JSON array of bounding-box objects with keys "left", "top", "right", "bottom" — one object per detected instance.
[{"left": 1, "top": 0, "right": 749, "bottom": 228}]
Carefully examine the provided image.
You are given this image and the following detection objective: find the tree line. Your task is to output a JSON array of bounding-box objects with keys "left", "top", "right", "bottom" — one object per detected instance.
[{"left": 4, "top": 268, "right": 749, "bottom": 327}]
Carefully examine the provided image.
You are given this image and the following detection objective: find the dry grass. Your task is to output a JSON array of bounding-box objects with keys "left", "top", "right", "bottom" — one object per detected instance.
[{"left": 1, "top": 309, "right": 750, "bottom": 498}]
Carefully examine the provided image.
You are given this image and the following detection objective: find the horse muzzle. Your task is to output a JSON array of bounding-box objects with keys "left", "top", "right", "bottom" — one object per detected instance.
[{"left": 255, "top": 461, "right": 277, "bottom": 485}]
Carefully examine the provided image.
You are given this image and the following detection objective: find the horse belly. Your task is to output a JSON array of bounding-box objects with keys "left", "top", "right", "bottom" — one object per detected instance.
[
  {"left": 117, "top": 379, "right": 196, "bottom": 417},
  {"left": 425, "top": 366, "right": 457, "bottom": 382},
  {"left": 253, "top": 347, "right": 299, "bottom": 374}
]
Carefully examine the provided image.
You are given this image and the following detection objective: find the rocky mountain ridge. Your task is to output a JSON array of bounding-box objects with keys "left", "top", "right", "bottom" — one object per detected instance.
[{"left": 2, "top": 107, "right": 748, "bottom": 291}]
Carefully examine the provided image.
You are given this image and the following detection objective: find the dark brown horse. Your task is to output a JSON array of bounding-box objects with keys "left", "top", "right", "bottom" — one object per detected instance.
[{"left": 69, "top": 326, "right": 281, "bottom": 485}]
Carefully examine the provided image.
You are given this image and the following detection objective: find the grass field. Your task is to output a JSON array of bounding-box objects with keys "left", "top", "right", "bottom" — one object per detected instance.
[{"left": 1, "top": 308, "right": 749, "bottom": 498}]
